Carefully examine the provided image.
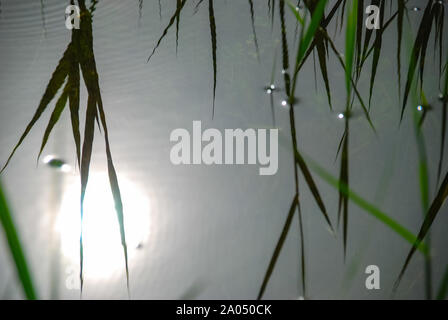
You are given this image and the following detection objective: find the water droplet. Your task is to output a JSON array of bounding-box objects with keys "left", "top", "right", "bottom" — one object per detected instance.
[
  {"left": 417, "top": 105, "right": 423, "bottom": 111},
  {"left": 281, "top": 100, "right": 288, "bottom": 107},
  {"left": 43, "top": 155, "right": 71, "bottom": 172},
  {"left": 338, "top": 113, "right": 345, "bottom": 119},
  {"left": 412, "top": 7, "right": 421, "bottom": 12}
]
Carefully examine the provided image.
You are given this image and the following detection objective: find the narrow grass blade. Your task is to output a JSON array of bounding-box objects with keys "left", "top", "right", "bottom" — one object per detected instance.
[
  {"left": 338, "top": 124, "right": 349, "bottom": 255},
  {"left": 354, "top": 0, "right": 363, "bottom": 80},
  {"left": 248, "top": 0, "right": 260, "bottom": 62},
  {"left": 257, "top": 195, "right": 298, "bottom": 300},
  {"left": 368, "top": 1, "right": 385, "bottom": 108},
  {"left": 96, "top": 95, "right": 130, "bottom": 295},
  {"left": 295, "top": 0, "right": 327, "bottom": 67},
  {"left": 344, "top": 0, "right": 357, "bottom": 99},
  {"left": 315, "top": 37, "right": 332, "bottom": 108},
  {"left": 437, "top": 266, "right": 448, "bottom": 300},
  {"left": 0, "top": 45, "right": 70, "bottom": 173},
  {"left": 394, "top": 171, "right": 448, "bottom": 292},
  {"left": 79, "top": 95, "right": 96, "bottom": 293},
  {"left": 279, "top": 0, "right": 291, "bottom": 96},
  {"left": 147, "top": 0, "right": 187, "bottom": 62},
  {"left": 209, "top": 0, "right": 217, "bottom": 119},
  {"left": 37, "top": 85, "right": 69, "bottom": 162},
  {"left": 295, "top": 150, "right": 333, "bottom": 231},
  {"left": 360, "top": 0, "right": 379, "bottom": 62},
  {"left": 401, "top": 1, "right": 434, "bottom": 121},
  {"left": 437, "top": 54, "right": 448, "bottom": 187},
  {"left": 304, "top": 154, "right": 428, "bottom": 254},
  {"left": 68, "top": 33, "right": 81, "bottom": 168},
  {"left": 321, "top": 30, "right": 376, "bottom": 131},
  {"left": 397, "top": 0, "right": 405, "bottom": 99},
  {"left": 78, "top": 0, "right": 130, "bottom": 294},
  {"left": 158, "top": 0, "right": 162, "bottom": 19},
  {"left": 194, "top": 0, "right": 205, "bottom": 14},
  {"left": 0, "top": 181, "right": 37, "bottom": 300},
  {"left": 175, "top": 0, "right": 181, "bottom": 54}
]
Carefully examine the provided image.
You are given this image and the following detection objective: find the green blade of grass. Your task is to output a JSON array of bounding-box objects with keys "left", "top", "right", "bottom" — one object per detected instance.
[
  {"left": 147, "top": 0, "right": 187, "bottom": 62},
  {"left": 209, "top": 0, "right": 217, "bottom": 119},
  {"left": 0, "top": 45, "right": 71, "bottom": 174},
  {"left": 360, "top": 0, "right": 379, "bottom": 62},
  {"left": 437, "top": 266, "right": 448, "bottom": 300},
  {"left": 0, "top": 180, "right": 37, "bottom": 300},
  {"left": 37, "top": 84, "right": 69, "bottom": 162},
  {"left": 257, "top": 195, "right": 298, "bottom": 300},
  {"left": 175, "top": 0, "right": 181, "bottom": 54},
  {"left": 397, "top": 0, "right": 405, "bottom": 100},
  {"left": 295, "top": 0, "right": 327, "bottom": 68},
  {"left": 322, "top": 30, "right": 376, "bottom": 132},
  {"left": 437, "top": 54, "right": 448, "bottom": 187},
  {"left": 248, "top": 0, "right": 260, "bottom": 62},
  {"left": 97, "top": 97, "right": 130, "bottom": 296},
  {"left": 79, "top": 94, "right": 96, "bottom": 293},
  {"left": 354, "top": 0, "right": 363, "bottom": 80},
  {"left": 413, "top": 89, "right": 432, "bottom": 299},
  {"left": 344, "top": 0, "right": 357, "bottom": 100},
  {"left": 401, "top": 1, "right": 434, "bottom": 121},
  {"left": 338, "top": 124, "right": 349, "bottom": 255},
  {"left": 295, "top": 150, "right": 333, "bottom": 231},
  {"left": 280, "top": 0, "right": 291, "bottom": 96},
  {"left": 78, "top": 0, "right": 130, "bottom": 294},
  {"left": 303, "top": 154, "right": 428, "bottom": 254},
  {"left": 68, "top": 32, "right": 81, "bottom": 168},
  {"left": 368, "top": 1, "right": 385, "bottom": 108},
  {"left": 394, "top": 171, "right": 448, "bottom": 292}
]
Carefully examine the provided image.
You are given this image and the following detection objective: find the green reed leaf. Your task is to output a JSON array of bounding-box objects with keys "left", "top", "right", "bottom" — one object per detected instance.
[
  {"left": 395, "top": 171, "right": 448, "bottom": 292},
  {"left": 248, "top": 0, "right": 260, "bottom": 62},
  {"left": 437, "top": 54, "right": 448, "bottom": 187},
  {"left": 209, "top": 0, "right": 217, "bottom": 119},
  {"left": 68, "top": 32, "right": 81, "bottom": 168},
  {"left": 147, "top": 0, "right": 187, "bottom": 62},
  {"left": 79, "top": 95, "right": 96, "bottom": 293},
  {"left": 257, "top": 195, "right": 298, "bottom": 300},
  {"left": 437, "top": 265, "right": 448, "bottom": 300},
  {"left": 295, "top": 150, "right": 333, "bottom": 231},
  {"left": 304, "top": 155, "right": 428, "bottom": 254},
  {"left": 37, "top": 85, "right": 69, "bottom": 162},
  {"left": 0, "top": 45, "right": 70, "bottom": 174},
  {"left": 0, "top": 180, "right": 37, "bottom": 300},
  {"left": 176, "top": 0, "right": 181, "bottom": 54},
  {"left": 401, "top": 1, "right": 434, "bottom": 121},
  {"left": 397, "top": 0, "right": 405, "bottom": 99},
  {"left": 368, "top": 1, "right": 385, "bottom": 108}
]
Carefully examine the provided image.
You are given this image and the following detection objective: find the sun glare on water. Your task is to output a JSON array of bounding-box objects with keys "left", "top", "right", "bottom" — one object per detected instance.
[{"left": 57, "top": 173, "right": 150, "bottom": 280}]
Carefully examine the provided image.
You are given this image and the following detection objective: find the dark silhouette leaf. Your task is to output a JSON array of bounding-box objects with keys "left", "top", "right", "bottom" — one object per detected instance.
[
  {"left": 257, "top": 195, "right": 298, "bottom": 300},
  {"left": 147, "top": 0, "right": 187, "bottom": 62},
  {"left": 248, "top": 0, "right": 260, "bottom": 62},
  {"left": 37, "top": 85, "right": 69, "bottom": 162},
  {"left": 209, "top": 0, "right": 217, "bottom": 119},
  {"left": 0, "top": 45, "right": 71, "bottom": 173},
  {"left": 395, "top": 171, "right": 448, "bottom": 292}
]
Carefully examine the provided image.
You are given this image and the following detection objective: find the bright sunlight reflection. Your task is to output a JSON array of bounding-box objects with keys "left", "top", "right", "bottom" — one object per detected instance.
[{"left": 57, "top": 173, "right": 150, "bottom": 279}]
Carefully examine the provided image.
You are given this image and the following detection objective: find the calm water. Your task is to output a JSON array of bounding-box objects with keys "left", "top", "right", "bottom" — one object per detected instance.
[{"left": 0, "top": 0, "right": 447, "bottom": 299}]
